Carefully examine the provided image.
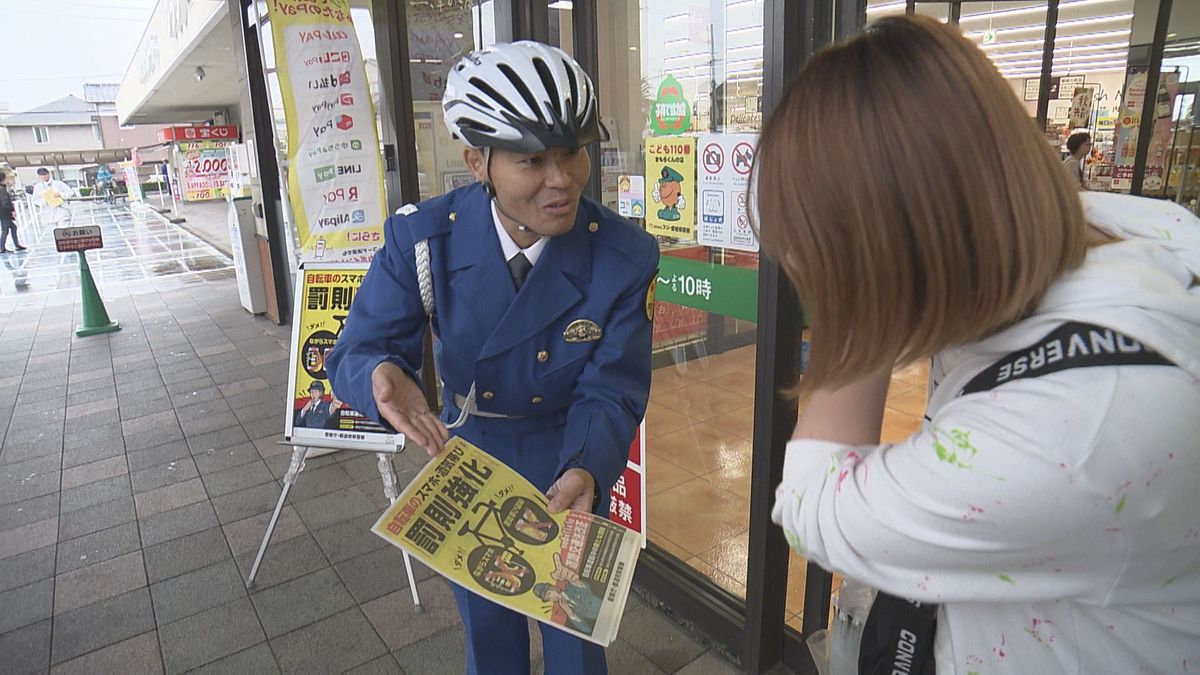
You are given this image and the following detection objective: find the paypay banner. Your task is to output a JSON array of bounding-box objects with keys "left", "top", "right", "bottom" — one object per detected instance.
[
  {"left": 268, "top": 0, "right": 386, "bottom": 263},
  {"left": 284, "top": 263, "right": 400, "bottom": 452},
  {"left": 374, "top": 437, "right": 641, "bottom": 646}
]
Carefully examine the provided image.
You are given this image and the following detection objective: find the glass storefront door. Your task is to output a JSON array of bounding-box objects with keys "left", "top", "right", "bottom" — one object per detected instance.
[{"left": 571, "top": 0, "right": 767, "bottom": 603}]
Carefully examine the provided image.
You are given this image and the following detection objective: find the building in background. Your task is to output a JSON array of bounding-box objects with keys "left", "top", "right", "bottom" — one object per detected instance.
[{"left": 0, "top": 85, "right": 171, "bottom": 187}]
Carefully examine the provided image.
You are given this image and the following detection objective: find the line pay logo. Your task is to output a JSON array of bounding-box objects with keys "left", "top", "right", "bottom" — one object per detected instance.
[{"left": 314, "top": 165, "right": 336, "bottom": 183}]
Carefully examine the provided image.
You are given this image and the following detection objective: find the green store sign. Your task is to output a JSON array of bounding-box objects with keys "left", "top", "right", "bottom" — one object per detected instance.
[
  {"left": 656, "top": 255, "right": 758, "bottom": 323},
  {"left": 650, "top": 75, "right": 692, "bottom": 136}
]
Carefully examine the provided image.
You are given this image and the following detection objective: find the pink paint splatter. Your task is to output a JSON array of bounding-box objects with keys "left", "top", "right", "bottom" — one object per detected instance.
[
  {"left": 915, "top": 575, "right": 930, "bottom": 592},
  {"left": 1058, "top": 462, "right": 1068, "bottom": 469},
  {"left": 1027, "top": 617, "right": 1055, "bottom": 645},
  {"left": 835, "top": 468, "right": 851, "bottom": 493},
  {"left": 1106, "top": 528, "right": 1123, "bottom": 533},
  {"left": 1106, "top": 624, "right": 1115, "bottom": 632}
]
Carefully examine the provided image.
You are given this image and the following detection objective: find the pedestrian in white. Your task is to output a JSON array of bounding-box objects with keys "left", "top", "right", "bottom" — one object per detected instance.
[{"left": 32, "top": 167, "right": 74, "bottom": 225}]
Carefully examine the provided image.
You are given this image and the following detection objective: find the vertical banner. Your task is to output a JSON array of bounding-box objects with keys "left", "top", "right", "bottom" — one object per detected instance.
[
  {"left": 119, "top": 161, "right": 142, "bottom": 202},
  {"left": 697, "top": 133, "right": 759, "bottom": 252},
  {"left": 645, "top": 137, "right": 696, "bottom": 240},
  {"left": 179, "top": 141, "right": 231, "bottom": 201},
  {"left": 1113, "top": 70, "right": 1179, "bottom": 192},
  {"left": 268, "top": 0, "right": 387, "bottom": 263},
  {"left": 608, "top": 421, "right": 647, "bottom": 547},
  {"left": 284, "top": 263, "right": 402, "bottom": 452},
  {"left": 1068, "top": 88, "right": 1094, "bottom": 131}
]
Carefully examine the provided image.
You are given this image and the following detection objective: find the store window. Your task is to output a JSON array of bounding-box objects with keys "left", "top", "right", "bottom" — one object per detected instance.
[
  {"left": 1162, "top": 20, "right": 1200, "bottom": 207},
  {"left": 34, "top": 126, "right": 50, "bottom": 144},
  {"left": 405, "top": 0, "right": 496, "bottom": 201},
  {"left": 586, "top": 0, "right": 765, "bottom": 606}
]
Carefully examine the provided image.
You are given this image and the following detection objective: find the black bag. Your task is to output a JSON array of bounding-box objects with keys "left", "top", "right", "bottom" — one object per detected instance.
[{"left": 856, "top": 321, "right": 1176, "bottom": 675}]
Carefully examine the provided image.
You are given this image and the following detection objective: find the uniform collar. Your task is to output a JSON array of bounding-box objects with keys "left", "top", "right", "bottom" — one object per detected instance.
[{"left": 491, "top": 201, "right": 548, "bottom": 266}]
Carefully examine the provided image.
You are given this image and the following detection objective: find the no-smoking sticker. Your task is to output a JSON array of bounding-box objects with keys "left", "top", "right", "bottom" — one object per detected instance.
[{"left": 696, "top": 133, "right": 760, "bottom": 253}]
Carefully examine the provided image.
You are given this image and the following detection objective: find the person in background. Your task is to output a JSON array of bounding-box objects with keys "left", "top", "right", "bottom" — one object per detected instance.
[
  {"left": 327, "top": 41, "right": 658, "bottom": 675},
  {"left": 32, "top": 167, "right": 74, "bottom": 225},
  {"left": 0, "top": 172, "right": 23, "bottom": 253},
  {"left": 1064, "top": 130, "right": 1092, "bottom": 189},
  {"left": 755, "top": 16, "right": 1199, "bottom": 674}
]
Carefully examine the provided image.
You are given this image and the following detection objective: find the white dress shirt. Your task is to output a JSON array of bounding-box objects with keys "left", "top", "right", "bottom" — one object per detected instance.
[{"left": 491, "top": 201, "right": 548, "bottom": 266}]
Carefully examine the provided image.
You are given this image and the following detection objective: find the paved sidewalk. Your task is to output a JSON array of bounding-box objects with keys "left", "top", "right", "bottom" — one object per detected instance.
[{"left": 0, "top": 204, "right": 745, "bottom": 673}]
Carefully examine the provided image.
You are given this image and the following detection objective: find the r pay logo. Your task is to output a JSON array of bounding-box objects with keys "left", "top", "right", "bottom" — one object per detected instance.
[{"left": 314, "top": 166, "right": 336, "bottom": 183}]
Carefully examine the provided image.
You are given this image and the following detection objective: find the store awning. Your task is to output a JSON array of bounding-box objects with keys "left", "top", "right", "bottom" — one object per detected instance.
[{"left": 0, "top": 146, "right": 167, "bottom": 169}]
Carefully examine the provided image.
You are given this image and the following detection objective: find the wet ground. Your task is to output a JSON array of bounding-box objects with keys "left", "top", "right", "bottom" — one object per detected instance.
[{"left": 0, "top": 201, "right": 233, "bottom": 299}]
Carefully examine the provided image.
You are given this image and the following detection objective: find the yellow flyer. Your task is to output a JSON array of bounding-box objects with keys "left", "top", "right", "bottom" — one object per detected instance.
[
  {"left": 645, "top": 136, "right": 697, "bottom": 240},
  {"left": 284, "top": 263, "right": 400, "bottom": 452},
  {"left": 373, "top": 437, "right": 641, "bottom": 646}
]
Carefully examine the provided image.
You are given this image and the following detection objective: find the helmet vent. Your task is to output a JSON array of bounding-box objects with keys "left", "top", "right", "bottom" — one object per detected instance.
[
  {"left": 562, "top": 59, "right": 580, "bottom": 118},
  {"left": 496, "top": 63, "right": 543, "bottom": 124},
  {"left": 466, "top": 93, "right": 493, "bottom": 111},
  {"left": 468, "top": 77, "right": 517, "bottom": 118},
  {"left": 531, "top": 57, "right": 562, "bottom": 121}
]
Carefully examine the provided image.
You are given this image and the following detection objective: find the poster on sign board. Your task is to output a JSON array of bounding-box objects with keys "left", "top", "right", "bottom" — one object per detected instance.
[
  {"left": 284, "top": 263, "right": 402, "bottom": 452},
  {"left": 179, "top": 141, "right": 231, "bottom": 201},
  {"left": 697, "top": 133, "right": 759, "bottom": 252},
  {"left": 267, "top": 0, "right": 387, "bottom": 263},
  {"left": 645, "top": 137, "right": 696, "bottom": 240},
  {"left": 1112, "top": 70, "right": 1179, "bottom": 192}
]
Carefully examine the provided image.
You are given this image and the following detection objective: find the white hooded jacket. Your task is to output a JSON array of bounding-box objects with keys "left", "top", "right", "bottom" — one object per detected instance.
[{"left": 772, "top": 192, "right": 1200, "bottom": 674}]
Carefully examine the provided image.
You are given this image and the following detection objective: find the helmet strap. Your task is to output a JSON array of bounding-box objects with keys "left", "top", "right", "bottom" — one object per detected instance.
[{"left": 483, "top": 146, "right": 532, "bottom": 233}]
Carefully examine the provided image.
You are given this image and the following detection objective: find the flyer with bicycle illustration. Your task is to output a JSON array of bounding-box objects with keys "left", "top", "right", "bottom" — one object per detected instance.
[{"left": 372, "top": 437, "right": 641, "bottom": 646}]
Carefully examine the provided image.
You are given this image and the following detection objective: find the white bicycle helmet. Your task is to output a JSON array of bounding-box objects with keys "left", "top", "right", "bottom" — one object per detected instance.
[{"left": 442, "top": 41, "right": 608, "bottom": 154}]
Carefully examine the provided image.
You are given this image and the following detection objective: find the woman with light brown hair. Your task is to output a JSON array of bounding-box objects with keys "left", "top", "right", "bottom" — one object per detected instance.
[{"left": 757, "top": 16, "right": 1200, "bottom": 674}]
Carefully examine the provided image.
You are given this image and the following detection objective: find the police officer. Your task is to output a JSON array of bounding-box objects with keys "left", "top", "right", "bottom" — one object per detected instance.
[{"left": 326, "top": 41, "right": 659, "bottom": 675}]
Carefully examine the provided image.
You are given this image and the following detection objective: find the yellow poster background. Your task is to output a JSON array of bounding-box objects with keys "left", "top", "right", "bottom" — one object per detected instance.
[
  {"left": 645, "top": 137, "right": 697, "bottom": 240},
  {"left": 373, "top": 437, "right": 640, "bottom": 646}
]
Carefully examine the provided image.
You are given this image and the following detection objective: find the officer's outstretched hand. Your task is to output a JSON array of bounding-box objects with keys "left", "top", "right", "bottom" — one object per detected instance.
[
  {"left": 372, "top": 362, "right": 449, "bottom": 458},
  {"left": 547, "top": 468, "right": 596, "bottom": 513}
]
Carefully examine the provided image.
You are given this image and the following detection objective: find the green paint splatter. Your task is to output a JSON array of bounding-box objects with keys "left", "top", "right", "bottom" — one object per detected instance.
[
  {"left": 829, "top": 456, "right": 838, "bottom": 474},
  {"left": 932, "top": 427, "right": 979, "bottom": 468},
  {"left": 998, "top": 574, "right": 1016, "bottom": 585},
  {"left": 1163, "top": 576, "right": 1178, "bottom": 588},
  {"left": 1115, "top": 494, "right": 1128, "bottom": 514},
  {"left": 785, "top": 530, "right": 804, "bottom": 552},
  {"left": 968, "top": 671, "right": 982, "bottom": 675}
]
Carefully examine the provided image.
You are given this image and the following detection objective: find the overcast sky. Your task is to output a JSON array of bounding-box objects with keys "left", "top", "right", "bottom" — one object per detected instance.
[{"left": 0, "top": 0, "right": 157, "bottom": 112}]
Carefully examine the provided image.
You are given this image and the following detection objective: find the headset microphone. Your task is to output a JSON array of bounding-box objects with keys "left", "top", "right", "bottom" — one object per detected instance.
[{"left": 483, "top": 181, "right": 533, "bottom": 232}]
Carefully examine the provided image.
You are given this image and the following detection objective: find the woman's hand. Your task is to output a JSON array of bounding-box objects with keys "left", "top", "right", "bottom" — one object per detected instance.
[{"left": 372, "top": 362, "right": 449, "bottom": 457}]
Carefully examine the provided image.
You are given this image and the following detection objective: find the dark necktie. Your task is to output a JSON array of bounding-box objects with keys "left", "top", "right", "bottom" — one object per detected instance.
[{"left": 507, "top": 252, "right": 532, "bottom": 290}]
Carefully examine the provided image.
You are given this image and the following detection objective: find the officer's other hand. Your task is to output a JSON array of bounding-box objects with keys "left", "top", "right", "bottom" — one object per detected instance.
[
  {"left": 547, "top": 468, "right": 596, "bottom": 513},
  {"left": 371, "top": 362, "right": 449, "bottom": 457}
]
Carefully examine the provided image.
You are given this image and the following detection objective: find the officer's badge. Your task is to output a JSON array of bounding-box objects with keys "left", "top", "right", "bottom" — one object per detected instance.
[
  {"left": 645, "top": 276, "right": 657, "bottom": 322},
  {"left": 563, "top": 319, "right": 603, "bottom": 343}
]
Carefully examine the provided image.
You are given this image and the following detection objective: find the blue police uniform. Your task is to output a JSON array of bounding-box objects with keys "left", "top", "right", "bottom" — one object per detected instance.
[{"left": 327, "top": 182, "right": 659, "bottom": 674}]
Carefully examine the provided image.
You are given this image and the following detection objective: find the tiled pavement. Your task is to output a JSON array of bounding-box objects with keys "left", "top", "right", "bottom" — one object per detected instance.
[{"left": 0, "top": 204, "right": 745, "bottom": 674}]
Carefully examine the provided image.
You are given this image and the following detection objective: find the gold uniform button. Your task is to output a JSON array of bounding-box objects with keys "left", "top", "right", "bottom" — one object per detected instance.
[
  {"left": 537, "top": 351, "right": 549, "bottom": 362},
  {"left": 531, "top": 396, "right": 544, "bottom": 404},
  {"left": 482, "top": 391, "right": 494, "bottom": 400},
  {"left": 588, "top": 221, "right": 599, "bottom": 233},
  {"left": 449, "top": 211, "right": 457, "bottom": 221}
]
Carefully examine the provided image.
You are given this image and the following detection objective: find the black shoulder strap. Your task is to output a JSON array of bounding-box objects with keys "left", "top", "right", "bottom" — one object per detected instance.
[{"left": 959, "top": 321, "right": 1175, "bottom": 397}]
